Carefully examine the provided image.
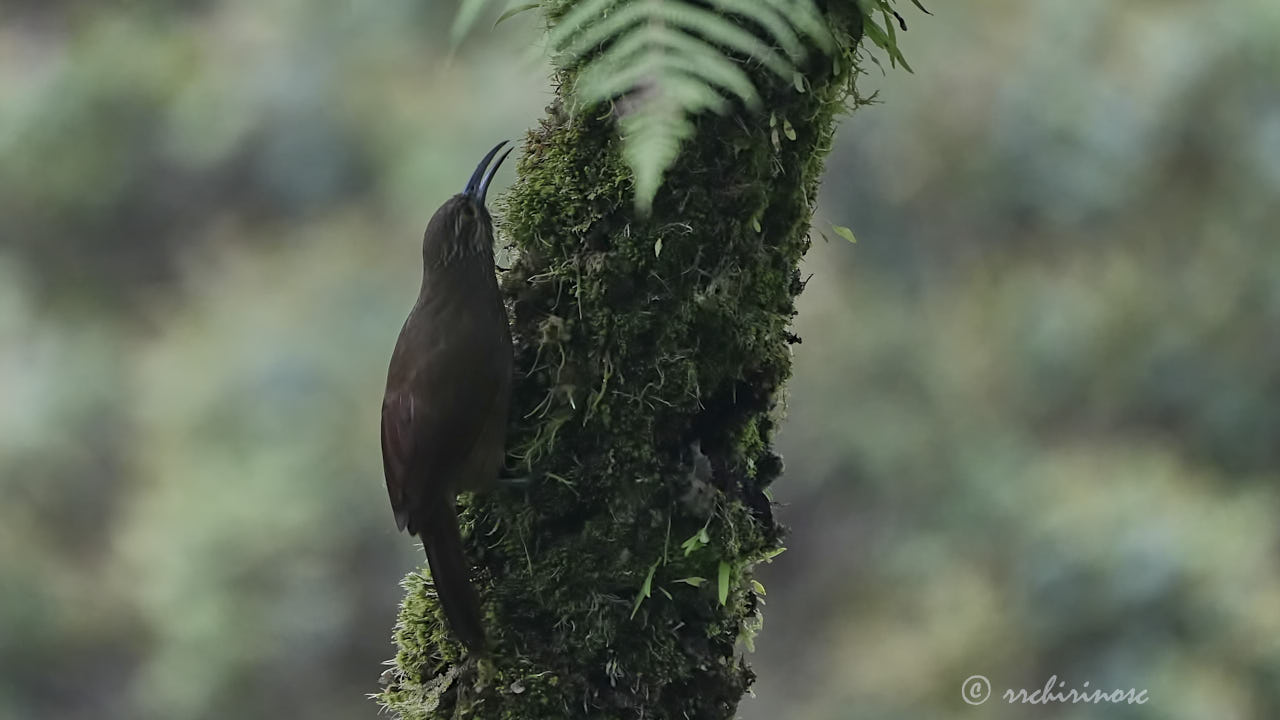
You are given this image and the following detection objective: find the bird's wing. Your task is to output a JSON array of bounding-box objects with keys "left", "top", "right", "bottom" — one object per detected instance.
[
  {"left": 381, "top": 328, "right": 510, "bottom": 534},
  {"left": 381, "top": 389, "right": 417, "bottom": 531}
]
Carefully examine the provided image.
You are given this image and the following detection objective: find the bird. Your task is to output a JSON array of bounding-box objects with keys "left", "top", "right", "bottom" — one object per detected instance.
[{"left": 381, "top": 141, "right": 515, "bottom": 650}]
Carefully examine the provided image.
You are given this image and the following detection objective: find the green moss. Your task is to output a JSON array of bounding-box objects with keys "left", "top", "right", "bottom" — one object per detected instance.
[{"left": 379, "top": 9, "right": 871, "bottom": 719}]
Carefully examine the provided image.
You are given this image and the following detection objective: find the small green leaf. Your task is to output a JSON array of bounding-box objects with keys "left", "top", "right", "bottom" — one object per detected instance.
[
  {"left": 860, "top": 12, "right": 914, "bottom": 72},
  {"left": 751, "top": 218, "right": 762, "bottom": 233},
  {"left": 751, "top": 579, "right": 767, "bottom": 596},
  {"left": 783, "top": 118, "right": 797, "bottom": 141},
  {"left": 681, "top": 527, "right": 710, "bottom": 556},
  {"left": 654, "top": 236, "right": 663, "bottom": 257},
  {"left": 792, "top": 71, "right": 806, "bottom": 93},
  {"left": 631, "top": 559, "right": 660, "bottom": 619},
  {"left": 717, "top": 561, "right": 730, "bottom": 605},
  {"left": 495, "top": 2, "right": 540, "bottom": 27},
  {"left": 761, "top": 546, "right": 787, "bottom": 561},
  {"left": 675, "top": 576, "right": 707, "bottom": 587},
  {"left": 831, "top": 224, "right": 857, "bottom": 243}
]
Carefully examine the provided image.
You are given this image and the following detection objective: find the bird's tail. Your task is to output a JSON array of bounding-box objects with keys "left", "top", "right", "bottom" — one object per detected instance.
[{"left": 418, "top": 501, "right": 486, "bottom": 651}]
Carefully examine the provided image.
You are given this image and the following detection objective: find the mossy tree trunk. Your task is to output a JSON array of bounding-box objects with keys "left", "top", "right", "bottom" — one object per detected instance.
[{"left": 380, "top": 6, "right": 867, "bottom": 718}]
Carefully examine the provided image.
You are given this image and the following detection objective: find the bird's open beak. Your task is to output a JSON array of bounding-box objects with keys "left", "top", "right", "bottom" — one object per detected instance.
[{"left": 463, "top": 140, "right": 514, "bottom": 205}]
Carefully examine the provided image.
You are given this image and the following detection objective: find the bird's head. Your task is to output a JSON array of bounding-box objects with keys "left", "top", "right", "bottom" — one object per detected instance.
[{"left": 422, "top": 140, "right": 513, "bottom": 268}]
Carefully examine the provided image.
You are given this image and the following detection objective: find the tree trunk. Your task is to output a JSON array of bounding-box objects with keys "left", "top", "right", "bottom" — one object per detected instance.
[{"left": 380, "top": 6, "right": 866, "bottom": 718}]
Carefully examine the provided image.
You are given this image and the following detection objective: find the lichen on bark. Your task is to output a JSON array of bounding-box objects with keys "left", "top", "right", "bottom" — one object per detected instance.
[{"left": 380, "top": 7, "right": 869, "bottom": 719}]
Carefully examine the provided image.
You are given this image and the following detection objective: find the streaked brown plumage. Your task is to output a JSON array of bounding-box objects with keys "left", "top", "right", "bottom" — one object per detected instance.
[{"left": 381, "top": 141, "right": 514, "bottom": 650}]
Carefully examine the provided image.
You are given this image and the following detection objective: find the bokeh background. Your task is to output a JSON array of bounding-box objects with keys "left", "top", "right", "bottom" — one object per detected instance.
[{"left": 2, "top": 1, "right": 1277, "bottom": 719}]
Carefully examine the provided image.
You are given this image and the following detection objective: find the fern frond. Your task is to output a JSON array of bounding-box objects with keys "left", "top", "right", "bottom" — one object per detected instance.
[
  {"left": 759, "top": 0, "right": 833, "bottom": 52},
  {"left": 576, "top": 25, "right": 759, "bottom": 109},
  {"left": 450, "top": 0, "right": 925, "bottom": 212},
  {"left": 552, "top": 2, "right": 794, "bottom": 79},
  {"left": 547, "top": 0, "right": 836, "bottom": 211},
  {"left": 708, "top": 0, "right": 804, "bottom": 60},
  {"left": 619, "top": 98, "right": 691, "bottom": 210}
]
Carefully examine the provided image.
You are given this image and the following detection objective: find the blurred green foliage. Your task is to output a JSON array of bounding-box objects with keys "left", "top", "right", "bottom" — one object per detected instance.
[
  {"left": 0, "top": 2, "right": 546, "bottom": 719},
  {"left": 749, "top": 2, "right": 1280, "bottom": 718},
  {"left": 1, "top": 1, "right": 1277, "bottom": 719}
]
